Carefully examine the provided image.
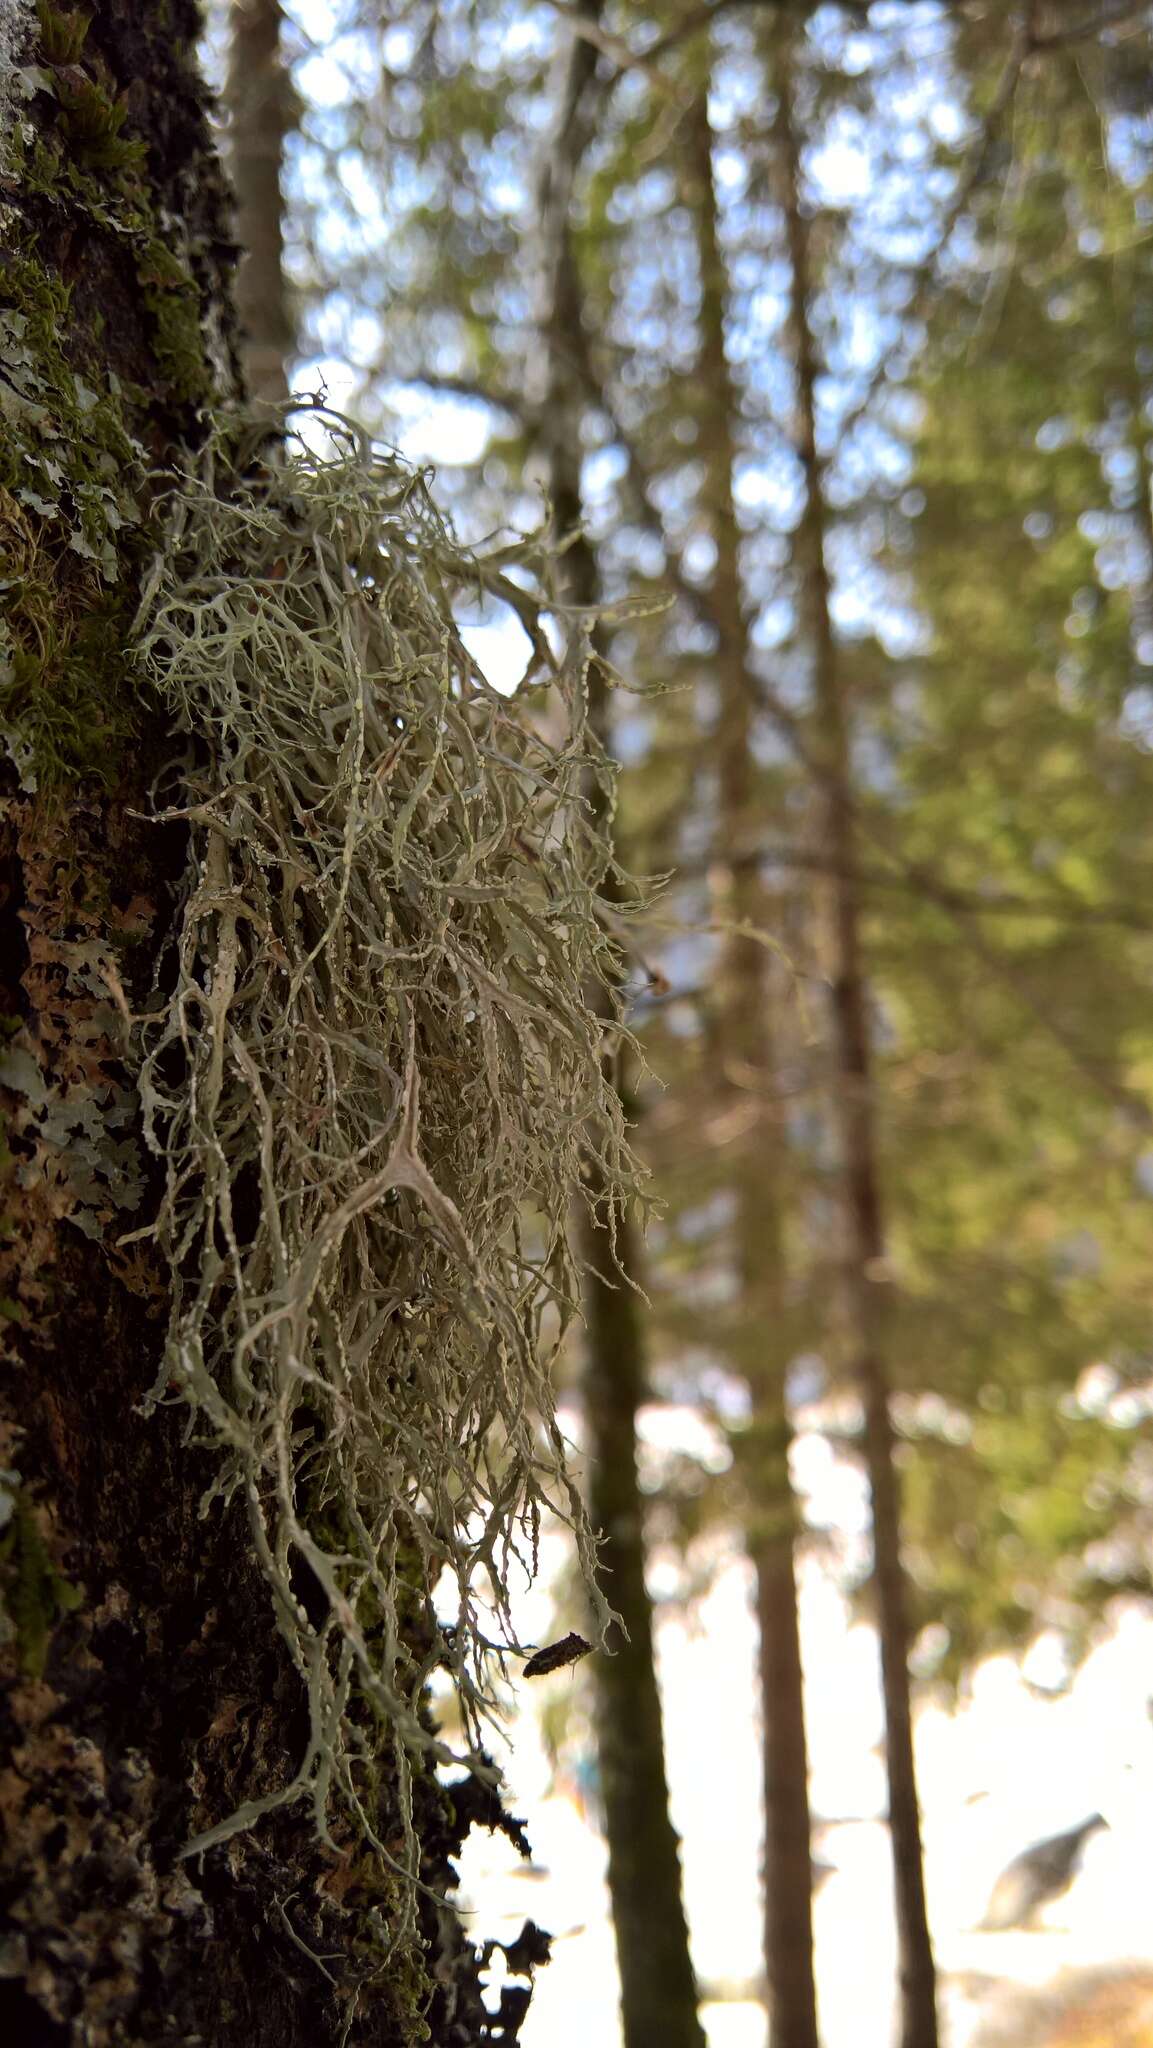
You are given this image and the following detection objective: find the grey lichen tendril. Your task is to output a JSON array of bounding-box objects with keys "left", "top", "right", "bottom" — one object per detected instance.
[{"left": 125, "top": 408, "right": 637, "bottom": 1918}]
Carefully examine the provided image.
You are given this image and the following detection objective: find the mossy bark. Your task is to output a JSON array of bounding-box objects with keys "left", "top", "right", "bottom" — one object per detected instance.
[{"left": 0, "top": 8, "right": 517, "bottom": 2042}]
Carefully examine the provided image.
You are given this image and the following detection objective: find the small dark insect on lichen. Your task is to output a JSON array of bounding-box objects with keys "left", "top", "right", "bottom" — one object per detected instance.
[{"left": 522, "top": 1632, "right": 593, "bottom": 1678}]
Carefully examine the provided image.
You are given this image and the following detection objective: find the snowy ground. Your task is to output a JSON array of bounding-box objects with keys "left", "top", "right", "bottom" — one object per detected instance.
[{"left": 449, "top": 1546, "right": 1153, "bottom": 2048}]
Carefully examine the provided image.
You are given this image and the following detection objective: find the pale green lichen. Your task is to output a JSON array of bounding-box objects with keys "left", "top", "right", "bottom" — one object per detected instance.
[
  {"left": 0, "top": 1, "right": 36, "bottom": 180},
  {"left": 126, "top": 407, "right": 636, "bottom": 1930}
]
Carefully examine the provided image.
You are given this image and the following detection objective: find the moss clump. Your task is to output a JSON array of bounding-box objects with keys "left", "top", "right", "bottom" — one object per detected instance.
[
  {"left": 140, "top": 243, "right": 217, "bottom": 405},
  {"left": 0, "top": 249, "right": 145, "bottom": 788},
  {"left": 34, "top": 2, "right": 89, "bottom": 67},
  {"left": 10, "top": 4, "right": 212, "bottom": 402},
  {"left": 1, "top": 0, "right": 224, "bottom": 789},
  {"left": 20, "top": 8, "right": 155, "bottom": 201},
  {"left": 55, "top": 71, "right": 147, "bottom": 174},
  {"left": 0, "top": 1474, "right": 83, "bottom": 1678}
]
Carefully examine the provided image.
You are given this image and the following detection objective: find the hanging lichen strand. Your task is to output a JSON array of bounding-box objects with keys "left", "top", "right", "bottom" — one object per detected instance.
[{"left": 127, "top": 410, "right": 631, "bottom": 1890}]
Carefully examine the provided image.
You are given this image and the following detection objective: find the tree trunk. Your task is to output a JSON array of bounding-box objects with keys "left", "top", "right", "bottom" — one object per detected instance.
[
  {"left": 772, "top": 34, "right": 940, "bottom": 2048},
  {"left": 688, "top": 95, "right": 820, "bottom": 2048},
  {"left": 580, "top": 1191, "right": 710, "bottom": 2048},
  {"left": 225, "top": 0, "right": 294, "bottom": 404},
  {"left": 532, "top": 18, "right": 707, "bottom": 2048},
  {"left": 0, "top": 8, "right": 519, "bottom": 2041}
]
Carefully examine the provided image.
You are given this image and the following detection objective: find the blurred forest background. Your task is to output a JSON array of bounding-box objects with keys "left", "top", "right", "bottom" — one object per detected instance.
[{"left": 217, "top": 2, "right": 1153, "bottom": 2043}]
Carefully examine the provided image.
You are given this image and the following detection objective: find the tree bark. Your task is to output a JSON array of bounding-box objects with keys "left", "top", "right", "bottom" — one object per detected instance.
[
  {"left": 0, "top": 8, "right": 520, "bottom": 2041},
  {"left": 225, "top": 0, "right": 294, "bottom": 404},
  {"left": 532, "top": 18, "right": 707, "bottom": 2048},
  {"left": 687, "top": 95, "right": 820, "bottom": 2048},
  {"left": 772, "top": 33, "right": 940, "bottom": 2048}
]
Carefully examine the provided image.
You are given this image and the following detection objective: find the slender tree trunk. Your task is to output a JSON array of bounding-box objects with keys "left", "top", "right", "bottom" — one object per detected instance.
[
  {"left": 773, "top": 36, "right": 940, "bottom": 2048},
  {"left": 226, "top": 0, "right": 294, "bottom": 404},
  {"left": 0, "top": 8, "right": 516, "bottom": 2041},
  {"left": 580, "top": 1187, "right": 710, "bottom": 2048},
  {"left": 688, "top": 96, "right": 820, "bottom": 2048},
  {"left": 532, "top": 19, "right": 706, "bottom": 2048}
]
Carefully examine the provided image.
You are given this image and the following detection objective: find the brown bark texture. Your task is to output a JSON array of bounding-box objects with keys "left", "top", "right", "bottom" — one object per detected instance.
[
  {"left": 687, "top": 95, "right": 820, "bottom": 2048},
  {"left": 225, "top": 0, "right": 294, "bottom": 405},
  {"left": 772, "top": 34, "right": 940, "bottom": 2048},
  {"left": 0, "top": 7, "right": 533, "bottom": 2042},
  {"left": 533, "top": 17, "right": 707, "bottom": 2048}
]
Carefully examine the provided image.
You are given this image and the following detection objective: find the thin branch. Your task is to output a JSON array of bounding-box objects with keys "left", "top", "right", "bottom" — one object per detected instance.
[
  {"left": 392, "top": 372, "right": 532, "bottom": 423},
  {"left": 569, "top": 320, "right": 817, "bottom": 757},
  {"left": 925, "top": 892, "right": 1153, "bottom": 1129},
  {"left": 829, "top": 24, "right": 1030, "bottom": 457},
  {"left": 1029, "top": 2, "right": 1153, "bottom": 50},
  {"left": 550, "top": 0, "right": 911, "bottom": 82},
  {"left": 558, "top": 14, "right": 1153, "bottom": 1137},
  {"left": 545, "top": 0, "right": 683, "bottom": 97},
  {"left": 669, "top": 839, "right": 1153, "bottom": 934}
]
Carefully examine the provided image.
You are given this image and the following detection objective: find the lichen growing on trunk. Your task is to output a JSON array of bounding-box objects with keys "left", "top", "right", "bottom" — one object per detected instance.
[
  {"left": 123, "top": 407, "right": 633, "bottom": 1911},
  {"left": 1, "top": 5, "right": 636, "bottom": 2038}
]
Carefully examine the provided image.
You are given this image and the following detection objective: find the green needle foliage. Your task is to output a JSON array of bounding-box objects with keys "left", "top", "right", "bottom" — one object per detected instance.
[{"left": 873, "top": 32, "right": 1153, "bottom": 1683}]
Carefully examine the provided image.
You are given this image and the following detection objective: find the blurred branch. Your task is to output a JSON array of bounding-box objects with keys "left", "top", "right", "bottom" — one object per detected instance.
[
  {"left": 670, "top": 839, "right": 1153, "bottom": 934},
  {"left": 829, "top": 25, "right": 1030, "bottom": 456},
  {"left": 550, "top": 0, "right": 926, "bottom": 83},
  {"left": 928, "top": 896, "right": 1153, "bottom": 1128},
  {"left": 546, "top": 1, "right": 682, "bottom": 96},
  {"left": 397, "top": 372, "right": 533, "bottom": 422},
  {"left": 578, "top": 347, "right": 1153, "bottom": 1118},
  {"left": 559, "top": 8, "right": 1153, "bottom": 1140},
  {"left": 1029, "top": 3, "right": 1153, "bottom": 49},
  {"left": 569, "top": 322, "right": 814, "bottom": 759}
]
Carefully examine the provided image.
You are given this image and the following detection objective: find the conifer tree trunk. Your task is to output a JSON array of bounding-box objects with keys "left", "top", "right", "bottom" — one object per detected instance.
[
  {"left": 532, "top": 19, "right": 706, "bottom": 2048},
  {"left": 772, "top": 34, "right": 940, "bottom": 2048},
  {"left": 0, "top": 7, "right": 516, "bottom": 2040},
  {"left": 688, "top": 94, "right": 820, "bottom": 2048},
  {"left": 226, "top": 0, "right": 293, "bottom": 404}
]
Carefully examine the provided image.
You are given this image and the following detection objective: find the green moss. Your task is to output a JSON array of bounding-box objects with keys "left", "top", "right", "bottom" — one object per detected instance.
[
  {"left": 35, "top": 2, "right": 91, "bottom": 67},
  {"left": 0, "top": 1482, "right": 83, "bottom": 1679},
  {"left": 2, "top": 588, "right": 137, "bottom": 787},
  {"left": 0, "top": 247, "right": 145, "bottom": 787},
  {"left": 141, "top": 244, "right": 215, "bottom": 407},
  {"left": 9, "top": 3, "right": 213, "bottom": 421},
  {"left": 26, "top": 7, "right": 146, "bottom": 186},
  {"left": 56, "top": 74, "right": 147, "bottom": 173}
]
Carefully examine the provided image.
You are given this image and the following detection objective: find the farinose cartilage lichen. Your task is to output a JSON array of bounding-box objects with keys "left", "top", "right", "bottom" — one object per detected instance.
[{"left": 126, "top": 409, "right": 635, "bottom": 1913}]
